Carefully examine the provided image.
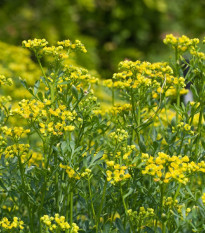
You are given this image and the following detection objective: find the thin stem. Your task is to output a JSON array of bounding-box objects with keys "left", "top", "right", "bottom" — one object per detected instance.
[
  {"left": 112, "top": 86, "right": 115, "bottom": 106},
  {"left": 36, "top": 55, "right": 47, "bottom": 79},
  {"left": 18, "top": 153, "right": 34, "bottom": 233},
  {"left": 160, "top": 183, "right": 165, "bottom": 233},
  {"left": 195, "top": 105, "right": 203, "bottom": 160},
  {"left": 88, "top": 178, "right": 96, "bottom": 221},
  {"left": 70, "top": 191, "right": 73, "bottom": 229},
  {"left": 120, "top": 183, "right": 135, "bottom": 233},
  {"left": 96, "top": 179, "right": 108, "bottom": 233},
  {"left": 176, "top": 86, "right": 180, "bottom": 125}
]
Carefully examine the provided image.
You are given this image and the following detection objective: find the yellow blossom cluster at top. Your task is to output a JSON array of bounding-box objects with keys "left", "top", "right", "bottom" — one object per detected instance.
[
  {"left": 62, "top": 65, "right": 99, "bottom": 87},
  {"left": 163, "top": 34, "right": 199, "bottom": 53},
  {"left": 103, "top": 59, "right": 188, "bottom": 99},
  {"left": 142, "top": 152, "right": 205, "bottom": 184},
  {"left": 40, "top": 214, "right": 79, "bottom": 232},
  {"left": 0, "top": 217, "right": 24, "bottom": 230},
  {"left": 57, "top": 39, "right": 87, "bottom": 53},
  {"left": 22, "top": 38, "right": 48, "bottom": 50},
  {"left": 22, "top": 38, "right": 87, "bottom": 61},
  {"left": 164, "top": 34, "right": 205, "bottom": 61}
]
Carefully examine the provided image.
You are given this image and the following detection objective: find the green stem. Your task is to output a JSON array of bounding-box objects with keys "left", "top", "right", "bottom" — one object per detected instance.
[
  {"left": 70, "top": 191, "right": 73, "bottom": 229},
  {"left": 39, "top": 142, "right": 53, "bottom": 232},
  {"left": 112, "top": 86, "right": 115, "bottom": 106},
  {"left": 195, "top": 105, "right": 203, "bottom": 159},
  {"left": 160, "top": 183, "right": 165, "bottom": 233},
  {"left": 18, "top": 154, "right": 34, "bottom": 233},
  {"left": 88, "top": 178, "right": 96, "bottom": 221},
  {"left": 131, "top": 89, "right": 137, "bottom": 125},
  {"left": 173, "top": 183, "right": 181, "bottom": 204},
  {"left": 96, "top": 179, "right": 108, "bottom": 233},
  {"left": 55, "top": 151, "right": 59, "bottom": 213},
  {"left": 65, "top": 184, "right": 70, "bottom": 222},
  {"left": 120, "top": 183, "right": 135, "bottom": 233},
  {"left": 36, "top": 55, "right": 47, "bottom": 79},
  {"left": 176, "top": 86, "right": 180, "bottom": 125}
]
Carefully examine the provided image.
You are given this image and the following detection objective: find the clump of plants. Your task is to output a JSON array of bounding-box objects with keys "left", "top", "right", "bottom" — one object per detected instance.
[{"left": 0, "top": 35, "right": 205, "bottom": 233}]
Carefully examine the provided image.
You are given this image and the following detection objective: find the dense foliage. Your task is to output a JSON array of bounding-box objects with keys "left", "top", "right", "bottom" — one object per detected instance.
[{"left": 0, "top": 35, "right": 205, "bottom": 233}]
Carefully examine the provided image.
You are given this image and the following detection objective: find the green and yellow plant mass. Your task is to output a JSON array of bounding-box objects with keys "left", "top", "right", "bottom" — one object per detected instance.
[{"left": 1, "top": 34, "right": 205, "bottom": 233}]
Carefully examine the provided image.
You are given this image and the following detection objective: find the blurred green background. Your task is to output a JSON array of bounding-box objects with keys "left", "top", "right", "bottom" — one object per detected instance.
[{"left": 0, "top": 0, "right": 205, "bottom": 78}]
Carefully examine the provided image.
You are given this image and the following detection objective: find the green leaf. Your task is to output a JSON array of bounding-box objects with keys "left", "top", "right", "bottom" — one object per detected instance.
[
  {"left": 139, "top": 135, "right": 146, "bottom": 153},
  {"left": 190, "top": 84, "right": 199, "bottom": 99},
  {"left": 0, "top": 180, "right": 8, "bottom": 191},
  {"left": 38, "top": 91, "right": 44, "bottom": 101},
  {"left": 115, "top": 218, "right": 125, "bottom": 233},
  {"left": 19, "top": 78, "right": 28, "bottom": 89},
  {"left": 34, "top": 80, "right": 40, "bottom": 95},
  {"left": 71, "top": 85, "right": 78, "bottom": 99},
  {"left": 123, "top": 188, "right": 133, "bottom": 199},
  {"left": 89, "top": 151, "right": 103, "bottom": 167},
  {"left": 144, "top": 226, "right": 156, "bottom": 233}
]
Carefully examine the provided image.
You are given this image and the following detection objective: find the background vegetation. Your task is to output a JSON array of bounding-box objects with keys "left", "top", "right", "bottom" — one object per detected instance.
[{"left": 0, "top": 0, "right": 205, "bottom": 78}]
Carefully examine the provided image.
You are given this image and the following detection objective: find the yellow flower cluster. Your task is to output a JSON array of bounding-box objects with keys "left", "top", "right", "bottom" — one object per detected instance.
[
  {"left": 1, "top": 126, "right": 30, "bottom": 140},
  {"left": 22, "top": 38, "right": 48, "bottom": 49},
  {"left": 127, "top": 207, "right": 155, "bottom": 218},
  {"left": 21, "top": 150, "right": 44, "bottom": 167},
  {"left": 81, "top": 168, "right": 92, "bottom": 178},
  {"left": 60, "top": 163, "right": 80, "bottom": 179},
  {"left": 13, "top": 99, "right": 76, "bottom": 136},
  {"left": 163, "top": 196, "right": 179, "bottom": 208},
  {"left": 23, "top": 38, "right": 87, "bottom": 63},
  {"left": 108, "top": 104, "right": 132, "bottom": 116},
  {"left": 62, "top": 65, "right": 98, "bottom": 87},
  {"left": 172, "top": 122, "right": 194, "bottom": 135},
  {"left": 0, "top": 144, "right": 30, "bottom": 159},
  {"left": 102, "top": 144, "right": 136, "bottom": 162},
  {"left": 142, "top": 152, "right": 205, "bottom": 184},
  {"left": 0, "top": 217, "right": 24, "bottom": 230},
  {"left": 39, "top": 121, "right": 75, "bottom": 136},
  {"left": 41, "top": 214, "right": 79, "bottom": 232},
  {"left": 57, "top": 39, "right": 87, "bottom": 53},
  {"left": 42, "top": 45, "right": 68, "bottom": 59},
  {"left": 127, "top": 207, "right": 155, "bottom": 229},
  {"left": 0, "top": 74, "right": 13, "bottom": 86},
  {"left": 109, "top": 129, "right": 128, "bottom": 144},
  {"left": 103, "top": 59, "right": 188, "bottom": 99},
  {"left": 13, "top": 99, "right": 47, "bottom": 119},
  {"left": 190, "top": 49, "right": 205, "bottom": 60},
  {"left": 163, "top": 34, "right": 199, "bottom": 53},
  {"left": 106, "top": 161, "right": 131, "bottom": 184}
]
